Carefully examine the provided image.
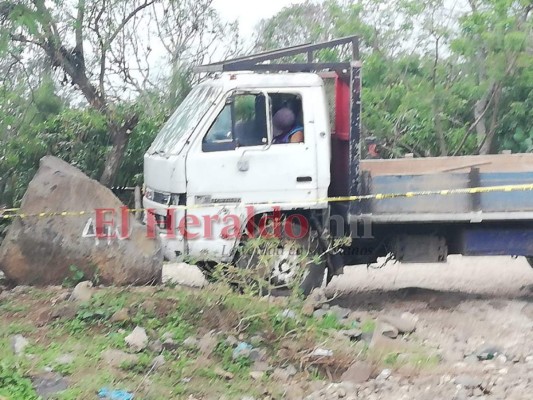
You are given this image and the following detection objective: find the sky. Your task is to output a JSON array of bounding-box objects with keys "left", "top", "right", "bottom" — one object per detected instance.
[{"left": 213, "top": 0, "right": 306, "bottom": 37}]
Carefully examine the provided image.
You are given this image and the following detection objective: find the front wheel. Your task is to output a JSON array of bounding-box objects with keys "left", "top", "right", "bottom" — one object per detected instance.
[{"left": 234, "top": 223, "right": 326, "bottom": 296}]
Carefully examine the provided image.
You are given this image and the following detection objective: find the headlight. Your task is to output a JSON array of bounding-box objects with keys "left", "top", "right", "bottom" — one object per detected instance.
[{"left": 145, "top": 187, "right": 154, "bottom": 201}]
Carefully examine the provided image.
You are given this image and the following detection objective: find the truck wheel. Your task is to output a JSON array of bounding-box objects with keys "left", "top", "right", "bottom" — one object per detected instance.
[{"left": 235, "top": 222, "right": 326, "bottom": 296}]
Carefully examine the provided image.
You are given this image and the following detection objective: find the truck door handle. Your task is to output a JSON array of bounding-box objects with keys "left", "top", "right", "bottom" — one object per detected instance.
[{"left": 297, "top": 176, "right": 312, "bottom": 183}]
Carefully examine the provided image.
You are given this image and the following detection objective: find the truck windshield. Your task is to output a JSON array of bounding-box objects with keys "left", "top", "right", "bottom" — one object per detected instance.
[{"left": 148, "top": 84, "right": 222, "bottom": 155}]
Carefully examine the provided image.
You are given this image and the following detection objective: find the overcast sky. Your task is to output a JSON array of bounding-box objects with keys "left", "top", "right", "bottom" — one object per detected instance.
[{"left": 213, "top": 0, "right": 306, "bottom": 37}]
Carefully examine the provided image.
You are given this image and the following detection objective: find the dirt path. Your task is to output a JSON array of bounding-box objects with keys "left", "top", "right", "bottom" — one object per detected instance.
[{"left": 316, "top": 256, "right": 533, "bottom": 400}]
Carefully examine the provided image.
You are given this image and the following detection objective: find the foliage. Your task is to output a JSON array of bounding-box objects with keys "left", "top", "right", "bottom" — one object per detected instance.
[{"left": 0, "top": 362, "right": 38, "bottom": 400}]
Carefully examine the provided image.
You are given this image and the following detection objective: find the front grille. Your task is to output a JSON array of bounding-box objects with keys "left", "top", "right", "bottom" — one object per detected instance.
[{"left": 153, "top": 192, "right": 171, "bottom": 205}]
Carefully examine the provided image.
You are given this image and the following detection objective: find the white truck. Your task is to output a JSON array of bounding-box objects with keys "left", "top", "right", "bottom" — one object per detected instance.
[{"left": 144, "top": 36, "right": 533, "bottom": 293}]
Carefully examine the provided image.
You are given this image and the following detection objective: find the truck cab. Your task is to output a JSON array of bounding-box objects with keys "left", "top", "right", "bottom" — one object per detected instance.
[{"left": 143, "top": 72, "right": 332, "bottom": 265}]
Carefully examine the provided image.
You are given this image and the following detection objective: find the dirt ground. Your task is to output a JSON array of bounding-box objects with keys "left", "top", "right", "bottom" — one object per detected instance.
[{"left": 314, "top": 256, "right": 533, "bottom": 400}]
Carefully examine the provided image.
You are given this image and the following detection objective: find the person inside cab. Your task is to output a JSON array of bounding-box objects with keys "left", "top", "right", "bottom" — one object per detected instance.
[{"left": 272, "top": 107, "right": 304, "bottom": 144}]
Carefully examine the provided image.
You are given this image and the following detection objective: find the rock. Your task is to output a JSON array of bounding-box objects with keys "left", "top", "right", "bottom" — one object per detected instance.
[
  {"left": 455, "top": 374, "right": 482, "bottom": 389},
  {"left": 11, "top": 335, "right": 29, "bottom": 355},
  {"left": 162, "top": 262, "right": 207, "bottom": 288},
  {"left": 330, "top": 305, "right": 350, "bottom": 320},
  {"left": 32, "top": 372, "right": 68, "bottom": 398},
  {"left": 151, "top": 354, "right": 165, "bottom": 370},
  {"left": 376, "top": 368, "right": 392, "bottom": 381},
  {"left": 250, "top": 335, "right": 263, "bottom": 347},
  {"left": 214, "top": 367, "right": 234, "bottom": 380},
  {"left": 272, "top": 368, "right": 290, "bottom": 383},
  {"left": 280, "top": 309, "right": 297, "bottom": 319},
  {"left": 339, "top": 329, "right": 363, "bottom": 341},
  {"left": 50, "top": 304, "right": 78, "bottom": 320},
  {"left": 162, "top": 338, "right": 179, "bottom": 351},
  {"left": 198, "top": 332, "right": 217, "bottom": 357},
  {"left": 381, "top": 314, "right": 417, "bottom": 334},
  {"left": 249, "top": 348, "right": 266, "bottom": 362},
  {"left": 226, "top": 335, "right": 239, "bottom": 347},
  {"left": 70, "top": 281, "right": 94, "bottom": 302},
  {"left": 148, "top": 340, "right": 163, "bottom": 353},
  {"left": 110, "top": 308, "right": 130, "bottom": 323},
  {"left": 376, "top": 321, "right": 399, "bottom": 339},
  {"left": 341, "top": 361, "right": 373, "bottom": 384},
  {"left": 313, "top": 309, "right": 327, "bottom": 319},
  {"left": 285, "top": 364, "right": 297, "bottom": 377},
  {"left": 250, "top": 371, "right": 264, "bottom": 380},
  {"left": 304, "top": 288, "right": 327, "bottom": 311},
  {"left": 183, "top": 336, "right": 199, "bottom": 350},
  {"left": 125, "top": 326, "right": 148, "bottom": 352},
  {"left": 310, "top": 348, "right": 333, "bottom": 357},
  {"left": 252, "top": 361, "right": 270, "bottom": 372},
  {"left": 55, "top": 354, "right": 75, "bottom": 366},
  {"left": 0, "top": 156, "right": 162, "bottom": 286},
  {"left": 101, "top": 349, "right": 139, "bottom": 368}
]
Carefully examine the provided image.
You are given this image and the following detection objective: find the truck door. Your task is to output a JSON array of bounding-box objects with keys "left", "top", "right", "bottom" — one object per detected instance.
[{"left": 185, "top": 90, "right": 320, "bottom": 260}]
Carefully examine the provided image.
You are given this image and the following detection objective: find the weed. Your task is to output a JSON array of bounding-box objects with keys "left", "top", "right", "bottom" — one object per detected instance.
[
  {"left": 0, "top": 362, "right": 38, "bottom": 400},
  {"left": 62, "top": 265, "right": 85, "bottom": 288}
]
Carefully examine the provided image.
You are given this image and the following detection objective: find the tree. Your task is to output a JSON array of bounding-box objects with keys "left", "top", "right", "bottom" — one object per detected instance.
[{"left": 0, "top": 0, "right": 234, "bottom": 186}]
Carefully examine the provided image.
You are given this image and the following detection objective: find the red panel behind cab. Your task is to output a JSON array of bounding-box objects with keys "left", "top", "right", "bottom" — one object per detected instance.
[{"left": 329, "top": 75, "right": 350, "bottom": 197}]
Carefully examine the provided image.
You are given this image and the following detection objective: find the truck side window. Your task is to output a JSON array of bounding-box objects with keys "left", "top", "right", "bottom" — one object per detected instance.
[
  {"left": 203, "top": 93, "right": 268, "bottom": 152},
  {"left": 269, "top": 93, "right": 304, "bottom": 144}
]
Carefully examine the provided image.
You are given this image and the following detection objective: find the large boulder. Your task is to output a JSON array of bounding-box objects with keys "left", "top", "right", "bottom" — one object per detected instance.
[{"left": 0, "top": 156, "right": 162, "bottom": 285}]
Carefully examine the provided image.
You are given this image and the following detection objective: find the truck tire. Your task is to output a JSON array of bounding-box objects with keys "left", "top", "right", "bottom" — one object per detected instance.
[{"left": 235, "top": 220, "right": 326, "bottom": 296}]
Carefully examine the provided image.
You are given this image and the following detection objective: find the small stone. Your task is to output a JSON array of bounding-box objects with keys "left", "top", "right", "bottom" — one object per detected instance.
[
  {"left": 455, "top": 374, "right": 482, "bottom": 389},
  {"left": 330, "top": 305, "right": 350, "bottom": 319},
  {"left": 381, "top": 314, "right": 417, "bottom": 334},
  {"left": 161, "top": 332, "right": 173, "bottom": 341},
  {"left": 69, "top": 281, "right": 94, "bottom": 302},
  {"left": 214, "top": 366, "right": 234, "bottom": 380},
  {"left": 377, "top": 369, "right": 392, "bottom": 381},
  {"left": 55, "top": 354, "right": 75, "bottom": 366},
  {"left": 101, "top": 349, "right": 139, "bottom": 368},
  {"left": 250, "top": 371, "right": 264, "bottom": 380},
  {"left": 280, "top": 309, "right": 297, "bottom": 319},
  {"left": 377, "top": 321, "right": 399, "bottom": 339},
  {"left": 139, "top": 299, "right": 157, "bottom": 313},
  {"left": 250, "top": 335, "right": 263, "bottom": 346},
  {"left": 125, "top": 326, "right": 148, "bottom": 352},
  {"left": 11, "top": 335, "right": 29, "bottom": 355},
  {"left": 32, "top": 372, "right": 68, "bottom": 398},
  {"left": 285, "top": 364, "right": 297, "bottom": 377},
  {"left": 310, "top": 348, "right": 333, "bottom": 357},
  {"left": 110, "top": 308, "right": 130, "bottom": 323},
  {"left": 148, "top": 340, "right": 163, "bottom": 353},
  {"left": 341, "top": 361, "right": 373, "bottom": 384},
  {"left": 252, "top": 361, "right": 270, "bottom": 372},
  {"left": 496, "top": 354, "right": 507, "bottom": 364},
  {"left": 464, "top": 355, "right": 479, "bottom": 364},
  {"left": 183, "top": 336, "right": 199, "bottom": 349},
  {"left": 339, "top": 329, "right": 363, "bottom": 341},
  {"left": 249, "top": 348, "right": 266, "bottom": 362},
  {"left": 198, "top": 332, "right": 217, "bottom": 356},
  {"left": 313, "top": 309, "right": 327, "bottom": 319},
  {"left": 226, "top": 335, "right": 239, "bottom": 347},
  {"left": 272, "top": 367, "right": 290, "bottom": 383},
  {"left": 162, "top": 338, "right": 179, "bottom": 351},
  {"left": 50, "top": 304, "right": 78, "bottom": 320},
  {"left": 151, "top": 354, "right": 165, "bottom": 370}
]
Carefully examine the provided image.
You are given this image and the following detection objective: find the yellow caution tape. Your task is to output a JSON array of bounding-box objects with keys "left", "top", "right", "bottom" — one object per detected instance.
[{"left": 2, "top": 182, "right": 533, "bottom": 220}]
